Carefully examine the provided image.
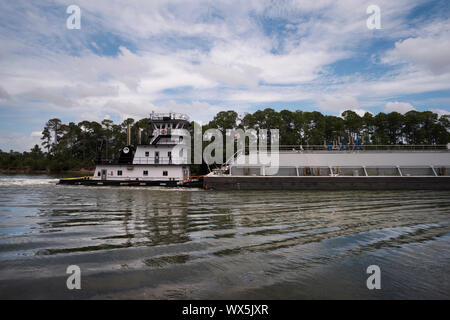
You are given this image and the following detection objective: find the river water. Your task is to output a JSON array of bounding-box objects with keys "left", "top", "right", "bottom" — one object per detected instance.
[{"left": 0, "top": 174, "right": 449, "bottom": 299}]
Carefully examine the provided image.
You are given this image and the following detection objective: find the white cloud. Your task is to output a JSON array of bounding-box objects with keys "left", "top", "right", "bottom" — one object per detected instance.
[
  {"left": 31, "top": 131, "right": 42, "bottom": 137},
  {"left": 430, "top": 108, "right": 450, "bottom": 117},
  {"left": 0, "top": 132, "right": 43, "bottom": 152},
  {"left": 389, "top": 36, "right": 450, "bottom": 74},
  {"left": 339, "top": 108, "right": 373, "bottom": 117},
  {"left": 318, "top": 95, "right": 359, "bottom": 112},
  {"left": 0, "top": 86, "right": 11, "bottom": 100},
  {"left": 1, "top": 0, "right": 450, "bottom": 151},
  {"left": 385, "top": 101, "right": 416, "bottom": 114}
]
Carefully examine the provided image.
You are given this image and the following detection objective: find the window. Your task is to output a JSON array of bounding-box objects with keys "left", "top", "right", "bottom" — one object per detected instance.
[
  {"left": 145, "top": 151, "right": 149, "bottom": 157},
  {"left": 117, "top": 170, "right": 122, "bottom": 176},
  {"left": 179, "top": 136, "right": 183, "bottom": 142},
  {"left": 97, "top": 171, "right": 101, "bottom": 176},
  {"left": 143, "top": 170, "right": 148, "bottom": 176},
  {"left": 163, "top": 171, "right": 168, "bottom": 176}
]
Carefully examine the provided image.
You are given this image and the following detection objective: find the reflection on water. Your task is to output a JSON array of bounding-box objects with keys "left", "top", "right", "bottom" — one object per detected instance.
[{"left": 0, "top": 175, "right": 449, "bottom": 299}]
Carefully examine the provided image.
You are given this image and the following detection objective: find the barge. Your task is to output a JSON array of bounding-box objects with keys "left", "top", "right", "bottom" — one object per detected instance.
[{"left": 204, "top": 147, "right": 450, "bottom": 190}]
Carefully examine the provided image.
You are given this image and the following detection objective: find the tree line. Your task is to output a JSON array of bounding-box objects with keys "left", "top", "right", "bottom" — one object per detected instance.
[
  {"left": 0, "top": 109, "right": 449, "bottom": 172},
  {"left": 208, "top": 109, "right": 450, "bottom": 146}
]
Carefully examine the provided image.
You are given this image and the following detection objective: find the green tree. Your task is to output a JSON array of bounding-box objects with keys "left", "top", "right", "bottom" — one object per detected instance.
[
  {"left": 341, "top": 110, "right": 363, "bottom": 142},
  {"left": 41, "top": 126, "right": 52, "bottom": 153}
]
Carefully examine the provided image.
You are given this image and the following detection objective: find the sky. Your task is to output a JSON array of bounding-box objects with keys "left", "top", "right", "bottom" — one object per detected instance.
[{"left": 0, "top": 0, "right": 449, "bottom": 152}]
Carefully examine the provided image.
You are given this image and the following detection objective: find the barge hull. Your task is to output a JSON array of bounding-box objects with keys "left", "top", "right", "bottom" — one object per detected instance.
[
  {"left": 204, "top": 176, "right": 450, "bottom": 191},
  {"left": 58, "top": 178, "right": 203, "bottom": 188}
]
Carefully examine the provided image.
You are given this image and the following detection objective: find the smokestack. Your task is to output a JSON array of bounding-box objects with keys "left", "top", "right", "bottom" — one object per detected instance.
[{"left": 127, "top": 124, "right": 131, "bottom": 146}]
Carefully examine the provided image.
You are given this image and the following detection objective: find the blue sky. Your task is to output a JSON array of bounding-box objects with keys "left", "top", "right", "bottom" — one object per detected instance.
[{"left": 0, "top": 0, "right": 449, "bottom": 151}]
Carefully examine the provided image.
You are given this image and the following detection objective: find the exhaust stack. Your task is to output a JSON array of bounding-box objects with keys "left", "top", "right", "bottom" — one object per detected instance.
[{"left": 127, "top": 124, "right": 131, "bottom": 146}]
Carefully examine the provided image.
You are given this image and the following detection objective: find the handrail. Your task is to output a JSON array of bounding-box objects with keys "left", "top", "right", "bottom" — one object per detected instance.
[
  {"left": 95, "top": 156, "right": 187, "bottom": 165},
  {"left": 149, "top": 112, "right": 189, "bottom": 121},
  {"left": 271, "top": 144, "right": 449, "bottom": 151},
  {"left": 133, "top": 156, "right": 187, "bottom": 164}
]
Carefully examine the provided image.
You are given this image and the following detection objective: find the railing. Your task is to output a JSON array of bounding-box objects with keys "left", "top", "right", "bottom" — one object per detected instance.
[
  {"left": 133, "top": 156, "right": 187, "bottom": 165},
  {"left": 149, "top": 112, "right": 189, "bottom": 121},
  {"left": 276, "top": 144, "right": 449, "bottom": 152},
  {"left": 227, "top": 165, "right": 450, "bottom": 177},
  {"left": 95, "top": 156, "right": 187, "bottom": 165},
  {"left": 151, "top": 128, "right": 189, "bottom": 137}
]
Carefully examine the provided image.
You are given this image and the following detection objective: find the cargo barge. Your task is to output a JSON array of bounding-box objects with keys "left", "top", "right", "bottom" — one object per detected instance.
[{"left": 204, "top": 147, "right": 450, "bottom": 190}]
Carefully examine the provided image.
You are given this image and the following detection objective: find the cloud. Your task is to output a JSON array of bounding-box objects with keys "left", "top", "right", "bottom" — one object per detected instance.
[
  {"left": 430, "top": 108, "right": 450, "bottom": 117},
  {"left": 385, "top": 101, "right": 416, "bottom": 114},
  {"left": 0, "top": 86, "right": 11, "bottom": 100},
  {"left": 317, "top": 95, "right": 359, "bottom": 113},
  {"left": 390, "top": 36, "right": 450, "bottom": 74},
  {"left": 0, "top": 132, "right": 43, "bottom": 152},
  {"left": 1, "top": 0, "right": 450, "bottom": 151},
  {"left": 339, "top": 108, "right": 373, "bottom": 117},
  {"left": 31, "top": 131, "right": 43, "bottom": 137}
]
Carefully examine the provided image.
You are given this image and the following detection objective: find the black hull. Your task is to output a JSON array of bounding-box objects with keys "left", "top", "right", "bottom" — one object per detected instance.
[
  {"left": 58, "top": 178, "right": 203, "bottom": 188},
  {"left": 204, "top": 176, "right": 450, "bottom": 191}
]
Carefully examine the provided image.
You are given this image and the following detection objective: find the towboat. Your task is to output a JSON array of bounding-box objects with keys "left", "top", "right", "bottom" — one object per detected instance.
[{"left": 59, "top": 112, "right": 203, "bottom": 188}]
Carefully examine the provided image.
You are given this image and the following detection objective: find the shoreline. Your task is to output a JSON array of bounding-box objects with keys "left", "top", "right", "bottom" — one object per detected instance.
[{"left": 0, "top": 168, "right": 94, "bottom": 175}]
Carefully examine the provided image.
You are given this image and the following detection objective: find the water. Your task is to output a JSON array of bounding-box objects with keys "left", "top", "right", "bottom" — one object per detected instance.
[{"left": 0, "top": 174, "right": 449, "bottom": 299}]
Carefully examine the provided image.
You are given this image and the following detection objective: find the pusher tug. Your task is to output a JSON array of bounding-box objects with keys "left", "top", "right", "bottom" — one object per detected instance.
[{"left": 58, "top": 112, "right": 203, "bottom": 188}]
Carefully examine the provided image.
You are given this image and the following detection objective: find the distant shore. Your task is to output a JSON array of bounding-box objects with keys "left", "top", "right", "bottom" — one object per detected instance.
[{"left": 0, "top": 168, "right": 94, "bottom": 175}]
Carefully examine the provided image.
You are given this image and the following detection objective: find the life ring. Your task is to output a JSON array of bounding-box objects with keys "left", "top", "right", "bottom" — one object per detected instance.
[{"left": 161, "top": 129, "right": 167, "bottom": 135}]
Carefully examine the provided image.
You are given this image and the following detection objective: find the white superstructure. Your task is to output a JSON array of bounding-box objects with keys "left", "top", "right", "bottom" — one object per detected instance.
[{"left": 93, "top": 112, "right": 191, "bottom": 181}]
